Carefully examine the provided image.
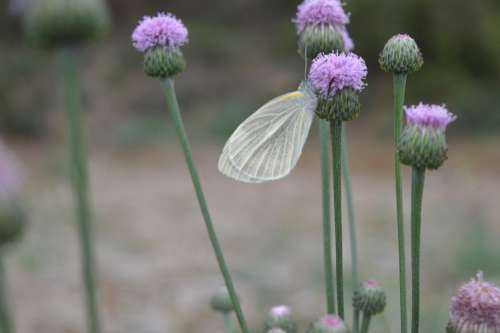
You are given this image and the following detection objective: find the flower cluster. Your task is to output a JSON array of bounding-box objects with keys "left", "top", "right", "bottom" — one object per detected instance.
[
  {"left": 132, "top": 12, "right": 188, "bottom": 52},
  {"left": 295, "top": 0, "right": 349, "bottom": 33},
  {"left": 405, "top": 103, "right": 457, "bottom": 130}
]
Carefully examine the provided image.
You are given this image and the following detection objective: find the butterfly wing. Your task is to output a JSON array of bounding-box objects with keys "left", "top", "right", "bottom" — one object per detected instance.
[{"left": 218, "top": 83, "right": 317, "bottom": 182}]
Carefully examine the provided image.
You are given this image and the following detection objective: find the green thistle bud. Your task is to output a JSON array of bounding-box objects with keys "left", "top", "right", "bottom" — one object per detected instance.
[
  {"left": 299, "top": 25, "right": 344, "bottom": 61},
  {"left": 379, "top": 34, "right": 423, "bottom": 75},
  {"left": 0, "top": 201, "right": 26, "bottom": 248},
  {"left": 264, "top": 305, "right": 297, "bottom": 333},
  {"left": 353, "top": 280, "right": 387, "bottom": 316},
  {"left": 210, "top": 286, "right": 237, "bottom": 314},
  {"left": 144, "top": 47, "right": 186, "bottom": 79},
  {"left": 316, "top": 88, "right": 361, "bottom": 122},
  {"left": 307, "top": 315, "right": 348, "bottom": 333},
  {"left": 24, "top": 0, "right": 110, "bottom": 49}
]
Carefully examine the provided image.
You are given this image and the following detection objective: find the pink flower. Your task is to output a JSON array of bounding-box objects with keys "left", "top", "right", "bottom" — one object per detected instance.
[{"left": 132, "top": 12, "right": 188, "bottom": 52}]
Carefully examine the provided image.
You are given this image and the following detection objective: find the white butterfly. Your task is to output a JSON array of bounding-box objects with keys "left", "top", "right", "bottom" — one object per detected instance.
[{"left": 218, "top": 82, "right": 318, "bottom": 183}]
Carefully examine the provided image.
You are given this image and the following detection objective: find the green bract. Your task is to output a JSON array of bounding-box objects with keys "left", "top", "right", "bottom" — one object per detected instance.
[
  {"left": 353, "top": 282, "right": 387, "bottom": 316},
  {"left": 299, "top": 25, "right": 344, "bottom": 61},
  {"left": 398, "top": 126, "right": 448, "bottom": 170},
  {"left": 315, "top": 88, "right": 360, "bottom": 122},
  {"left": 144, "top": 47, "right": 186, "bottom": 79},
  {"left": 24, "top": 0, "right": 110, "bottom": 49}
]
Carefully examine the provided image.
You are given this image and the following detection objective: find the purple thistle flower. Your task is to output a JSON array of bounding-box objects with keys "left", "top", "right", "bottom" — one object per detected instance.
[
  {"left": 321, "top": 314, "right": 344, "bottom": 328},
  {"left": 132, "top": 12, "right": 188, "bottom": 52},
  {"left": 405, "top": 103, "right": 456, "bottom": 129},
  {"left": 295, "top": 0, "right": 350, "bottom": 33},
  {"left": 309, "top": 52, "right": 367, "bottom": 97},
  {"left": 270, "top": 305, "right": 291, "bottom": 318},
  {"left": 0, "top": 141, "right": 22, "bottom": 199},
  {"left": 449, "top": 272, "right": 500, "bottom": 330}
]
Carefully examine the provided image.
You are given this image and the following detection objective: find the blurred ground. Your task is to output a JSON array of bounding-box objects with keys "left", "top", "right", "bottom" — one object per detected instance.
[{"left": 5, "top": 126, "right": 500, "bottom": 333}]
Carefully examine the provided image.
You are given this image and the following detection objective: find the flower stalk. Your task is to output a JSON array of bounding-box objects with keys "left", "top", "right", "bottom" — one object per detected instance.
[
  {"left": 319, "top": 119, "right": 335, "bottom": 314},
  {"left": 359, "top": 314, "right": 371, "bottom": 333},
  {"left": 0, "top": 257, "right": 14, "bottom": 333},
  {"left": 393, "top": 73, "right": 408, "bottom": 333},
  {"left": 410, "top": 167, "right": 425, "bottom": 333},
  {"left": 330, "top": 120, "right": 344, "bottom": 318},
  {"left": 162, "top": 78, "right": 250, "bottom": 333},
  {"left": 61, "top": 48, "right": 101, "bottom": 333}
]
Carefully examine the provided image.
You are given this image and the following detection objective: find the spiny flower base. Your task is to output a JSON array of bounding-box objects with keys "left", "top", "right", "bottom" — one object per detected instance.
[
  {"left": 299, "top": 25, "right": 344, "bottom": 60},
  {"left": 144, "top": 47, "right": 186, "bottom": 79},
  {"left": 315, "top": 88, "right": 360, "bottom": 122}
]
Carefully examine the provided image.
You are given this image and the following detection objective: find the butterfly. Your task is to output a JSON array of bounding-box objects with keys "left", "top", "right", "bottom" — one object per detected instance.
[{"left": 218, "top": 81, "right": 318, "bottom": 183}]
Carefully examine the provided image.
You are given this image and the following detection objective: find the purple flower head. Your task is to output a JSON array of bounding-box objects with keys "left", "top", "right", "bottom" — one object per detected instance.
[
  {"left": 309, "top": 52, "right": 367, "bottom": 97},
  {"left": 132, "top": 12, "right": 188, "bottom": 52},
  {"left": 449, "top": 272, "right": 500, "bottom": 329},
  {"left": 295, "top": 0, "right": 350, "bottom": 33},
  {"left": 341, "top": 28, "right": 354, "bottom": 52},
  {"left": 0, "top": 141, "right": 22, "bottom": 199},
  {"left": 405, "top": 103, "right": 456, "bottom": 129},
  {"left": 270, "top": 305, "right": 291, "bottom": 318},
  {"left": 320, "top": 314, "right": 344, "bottom": 329}
]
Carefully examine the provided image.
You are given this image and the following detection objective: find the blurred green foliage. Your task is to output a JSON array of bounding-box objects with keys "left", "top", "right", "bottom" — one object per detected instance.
[{"left": 0, "top": 0, "right": 499, "bottom": 138}]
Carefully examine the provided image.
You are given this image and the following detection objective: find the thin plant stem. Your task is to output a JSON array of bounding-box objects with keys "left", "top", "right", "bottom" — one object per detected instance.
[
  {"left": 360, "top": 314, "right": 372, "bottom": 333},
  {"left": 223, "top": 313, "right": 236, "bottom": 333},
  {"left": 162, "top": 79, "right": 250, "bottom": 333},
  {"left": 393, "top": 73, "right": 408, "bottom": 333},
  {"left": 62, "top": 48, "right": 101, "bottom": 333},
  {"left": 341, "top": 124, "right": 359, "bottom": 319},
  {"left": 0, "top": 257, "right": 14, "bottom": 333},
  {"left": 353, "top": 309, "right": 360, "bottom": 333},
  {"left": 411, "top": 168, "right": 425, "bottom": 333},
  {"left": 330, "top": 120, "right": 344, "bottom": 318},
  {"left": 319, "top": 119, "right": 335, "bottom": 314}
]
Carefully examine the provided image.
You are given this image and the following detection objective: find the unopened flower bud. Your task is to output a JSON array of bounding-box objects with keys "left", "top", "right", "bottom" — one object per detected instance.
[
  {"left": 132, "top": 12, "right": 188, "bottom": 79},
  {"left": 379, "top": 34, "right": 423, "bottom": 75},
  {"left": 308, "top": 52, "right": 367, "bottom": 122},
  {"left": 307, "top": 315, "right": 348, "bottom": 333},
  {"left": 264, "top": 305, "right": 297, "bottom": 333},
  {"left": 399, "top": 103, "right": 456, "bottom": 170},
  {"left": 210, "top": 286, "right": 237, "bottom": 313},
  {"left": 447, "top": 272, "right": 500, "bottom": 333},
  {"left": 24, "top": 0, "right": 110, "bottom": 49},
  {"left": 353, "top": 280, "right": 387, "bottom": 316}
]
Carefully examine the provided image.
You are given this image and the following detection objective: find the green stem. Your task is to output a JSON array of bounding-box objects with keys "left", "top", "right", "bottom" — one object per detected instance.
[
  {"left": 341, "top": 124, "right": 359, "bottom": 317},
  {"left": 162, "top": 79, "right": 250, "bottom": 333},
  {"left": 319, "top": 119, "right": 335, "bottom": 314},
  {"left": 0, "top": 257, "right": 14, "bottom": 333},
  {"left": 330, "top": 120, "right": 344, "bottom": 318},
  {"left": 360, "top": 314, "right": 372, "bottom": 333},
  {"left": 411, "top": 168, "right": 425, "bottom": 333},
  {"left": 223, "top": 313, "right": 236, "bottom": 333},
  {"left": 393, "top": 73, "right": 408, "bottom": 333},
  {"left": 62, "top": 49, "right": 101, "bottom": 333},
  {"left": 353, "top": 309, "right": 360, "bottom": 333}
]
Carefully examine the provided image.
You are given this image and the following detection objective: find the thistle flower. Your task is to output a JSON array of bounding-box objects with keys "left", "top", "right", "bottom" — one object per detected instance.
[
  {"left": 379, "top": 34, "right": 423, "bottom": 75},
  {"left": 353, "top": 280, "right": 387, "bottom": 316},
  {"left": 132, "top": 12, "right": 189, "bottom": 78},
  {"left": 307, "top": 315, "right": 349, "bottom": 333},
  {"left": 398, "top": 103, "right": 456, "bottom": 170},
  {"left": 0, "top": 141, "right": 26, "bottom": 248},
  {"left": 211, "top": 286, "right": 237, "bottom": 314},
  {"left": 308, "top": 52, "right": 367, "bottom": 122},
  {"left": 24, "top": 0, "right": 110, "bottom": 49},
  {"left": 264, "top": 305, "right": 297, "bottom": 333},
  {"left": 295, "top": 0, "right": 353, "bottom": 59},
  {"left": 447, "top": 272, "right": 500, "bottom": 333}
]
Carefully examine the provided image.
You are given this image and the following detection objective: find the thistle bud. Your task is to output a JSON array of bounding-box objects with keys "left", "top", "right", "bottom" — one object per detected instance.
[
  {"left": 132, "top": 13, "right": 189, "bottom": 79},
  {"left": 264, "top": 305, "right": 297, "bottom": 333},
  {"left": 210, "top": 286, "right": 237, "bottom": 314},
  {"left": 398, "top": 103, "right": 456, "bottom": 170},
  {"left": 24, "top": 0, "right": 110, "bottom": 49},
  {"left": 379, "top": 34, "right": 423, "bottom": 75},
  {"left": 295, "top": 0, "right": 353, "bottom": 60},
  {"left": 307, "top": 315, "right": 348, "bottom": 333},
  {"left": 308, "top": 52, "right": 367, "bottom": 122},
  {"left": 353, "top": 280, "right": 387, "bottom": 316},
  {"left": 447, "top": 272, "right": 500, "bottom": 333}
]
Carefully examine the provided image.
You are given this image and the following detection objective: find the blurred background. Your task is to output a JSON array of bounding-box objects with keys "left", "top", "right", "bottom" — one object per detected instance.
[{"left": 0, "top": 0, "right": 499, "bottom": 332}]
